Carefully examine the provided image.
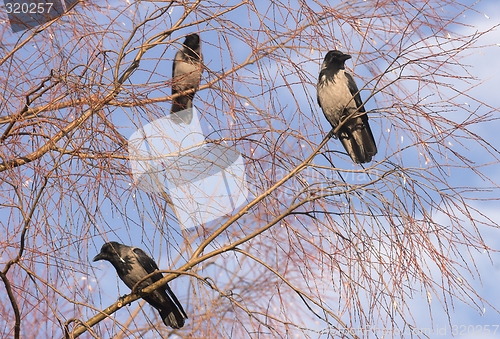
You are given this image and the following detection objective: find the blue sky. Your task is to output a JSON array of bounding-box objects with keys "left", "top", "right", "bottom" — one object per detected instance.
[
  {"left": 423, "top": 3, "right": 500, "bottom": 335},
  {"left": 1, "top": 0, "right": 500, "bottom": 338},
  {"left": 91, "top": 1, "right": 500, "bottom": 337}
]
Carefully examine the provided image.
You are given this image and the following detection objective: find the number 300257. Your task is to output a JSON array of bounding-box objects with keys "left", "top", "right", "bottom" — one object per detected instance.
[{"left": 6, "top": 2, "right": 53, "bottom": 14}]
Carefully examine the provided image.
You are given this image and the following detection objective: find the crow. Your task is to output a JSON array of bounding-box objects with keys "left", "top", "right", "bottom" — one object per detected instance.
[
  {"left": 93, "top": 241, "right": 187, "bottom": 329},
  {"left": 317, "top": 50, "right": 377, "bottom": 164},
  {"left": 171, "top": 33, "right": 203, "bottom": 123}
]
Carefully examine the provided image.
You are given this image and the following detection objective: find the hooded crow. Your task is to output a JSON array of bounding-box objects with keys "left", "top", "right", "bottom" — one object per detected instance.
[
  {"left": 317, "top": 50, "right": 377, "bottom": 164},
  {"left": 93, "top": 241, "right": 187, "bottom": 329},
  {"left": 171, "top": 33, "right": 203, "bottom": 123}
]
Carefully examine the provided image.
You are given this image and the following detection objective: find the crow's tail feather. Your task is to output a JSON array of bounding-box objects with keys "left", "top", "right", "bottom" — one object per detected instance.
[
  {"left": 171, "top": 94, "right": 193, "bottom": 114},
  {"left": 170, "top": 93, "right": 194, "bottom": 124},
  {"left": 338, "top": 116, "right": 377, "bottom": 164},
  {"left": 145, "top": 287, "right": 188, "bottom": 329},
  {"left": 158, "top": 307, "right": 186, "bottom": 329}
]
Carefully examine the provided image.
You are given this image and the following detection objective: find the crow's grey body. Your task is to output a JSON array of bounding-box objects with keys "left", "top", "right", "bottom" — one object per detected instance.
[
  {"left": 317, "top": 50, "right": 377, "bottom": 164},
  {"left": 93, "top": 242, "right": 187, "bottom": 329},
  {"left": 171, "top": 33, "right": 203, "bottom": 123}
]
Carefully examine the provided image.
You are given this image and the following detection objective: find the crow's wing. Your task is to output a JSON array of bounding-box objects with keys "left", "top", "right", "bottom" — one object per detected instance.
[
  {"left": 344, "top": 71, "right": 365, "bottom": 112},
  {"left": 130, "top": 247, "right": 166, "bottom": 293},
  {"left": 132, "top": 248, "right": 188, "bottom": 328},
  {"left": 172, "top": 51, "right": 177, "bottom": 88},
  {"left": 171, "top": 49, "right": 199, "bottom": 119},
  {"left": 132, "top": 248, "right": 160, "bottom": 276},
  {"left": 317, "top": 70, "right": 326, "bottom": 108},
  {"left": 340, "top": 72, "right": 377, "bottom": 163}
]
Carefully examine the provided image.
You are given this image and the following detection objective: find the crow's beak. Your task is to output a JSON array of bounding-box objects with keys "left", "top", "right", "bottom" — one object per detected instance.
[
  {"left": 93, "top": 253, "right": 104, "bottom": 262},
  {"left": 342, "top": 53, "right": 352, "bottom": 61}
]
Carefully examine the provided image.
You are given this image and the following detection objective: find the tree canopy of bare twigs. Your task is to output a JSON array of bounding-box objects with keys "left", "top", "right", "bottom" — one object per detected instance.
[{"left": 1, "top": 1, "right": 500, "bottom": 338}]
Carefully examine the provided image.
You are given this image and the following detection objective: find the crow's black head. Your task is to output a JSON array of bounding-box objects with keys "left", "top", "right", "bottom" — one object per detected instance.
[
  {"left": 322, "top": 50, "right": 351, "bottom": 70},
  {"left": 93, "top": 241, "right": 136, "bottom": 276},
  {"left": 93, "top": 241, "right": 124, "bottom": 263},
  {"left": 183, "top": 34, "right": 200, "bottom": 50}
]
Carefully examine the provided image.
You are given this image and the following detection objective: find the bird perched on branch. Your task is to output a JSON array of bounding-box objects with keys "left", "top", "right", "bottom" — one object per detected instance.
[
  {"left": 171, "top": 33, "right": 203, "bottom": 123},
  {"left": 317, "top": 50, "right": 377, "bottom": 164},
  {"left": 93, "top": 241, "right": 187, "bottom": 329}
]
